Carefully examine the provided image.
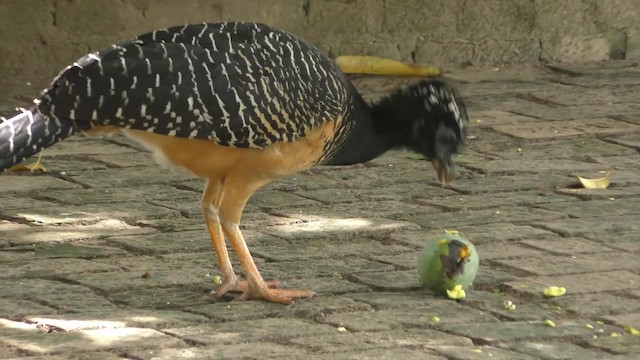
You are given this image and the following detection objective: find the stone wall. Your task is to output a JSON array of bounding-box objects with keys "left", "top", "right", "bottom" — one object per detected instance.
[{"left": 1, "top": 0, "right": 639, "bottom": 87}]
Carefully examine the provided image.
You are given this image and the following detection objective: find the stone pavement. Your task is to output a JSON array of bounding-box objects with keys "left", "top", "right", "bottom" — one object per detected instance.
[{"left": 1, "top": 61, "right": 640, "bottom": 359}]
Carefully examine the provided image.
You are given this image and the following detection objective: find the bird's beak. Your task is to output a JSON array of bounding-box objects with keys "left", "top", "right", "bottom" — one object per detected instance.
[
  {"left": 431, "top": 157, "right": 455, "bottom": 187},
  {"left": 458, "top": 245, "right": 471, "bottom": 262}
]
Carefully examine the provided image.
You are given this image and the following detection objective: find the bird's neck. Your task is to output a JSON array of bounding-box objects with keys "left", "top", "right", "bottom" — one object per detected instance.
[{"left": 322, "top": 93, "right": 406, "bottom": 166}]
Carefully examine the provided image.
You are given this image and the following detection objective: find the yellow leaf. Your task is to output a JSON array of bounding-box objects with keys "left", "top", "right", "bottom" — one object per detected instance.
[
  {"left": 212, "top": 275, "right": 222, "bottom": 285},
  {"left": 545, "top": 319, "right": 556, "bottom": 327},
  {"left": 446, "top": 284, "right": 466, "bottom": 300},
  {"left": 8, "top": 153, "right": 47, "bottom": 173},
  {"left": 429, "top": 315, "right": 440, "bottom": 323},
  {"left": 543, "top": 286, "right": 566, "bottom": 297},
  {"left": 335, "top": 55, "right": 441, "bottom": 77},
  {"left": 444, "top": 229, "right": 459, "bottom": 235},
  {"left": 576, "top": 170, "right": 611, "bottom": 189}
]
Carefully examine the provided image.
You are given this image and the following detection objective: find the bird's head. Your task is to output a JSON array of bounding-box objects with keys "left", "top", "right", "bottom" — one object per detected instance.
[
  {"left": 439, "top": 239, "right": 472, "bottom": 277},
  {"left": 396, "top": 80, "right": 467, "bottom": 186}
]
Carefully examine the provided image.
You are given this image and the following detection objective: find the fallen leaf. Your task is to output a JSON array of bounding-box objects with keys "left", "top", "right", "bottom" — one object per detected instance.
[{"left": 545, "top": 319, "right": 556, "bottom": 327}]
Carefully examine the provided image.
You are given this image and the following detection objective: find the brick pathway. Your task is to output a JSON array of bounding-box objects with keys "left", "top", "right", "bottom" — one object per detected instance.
[{"left": 1, "top": 62, "right": 639, "bottom": 359}]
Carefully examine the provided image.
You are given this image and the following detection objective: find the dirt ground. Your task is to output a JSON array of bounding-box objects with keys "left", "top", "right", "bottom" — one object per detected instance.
[{"left": 1, "top": 62, "right": 640, "bottom": 359}]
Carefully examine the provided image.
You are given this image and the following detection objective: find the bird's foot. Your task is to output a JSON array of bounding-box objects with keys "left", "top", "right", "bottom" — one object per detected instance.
[
  {"left": 211, "top": 276, "right": 280, "bottom": 298},
  {"left": 239, "top": 285, "right": 315, "bottom": 305}
]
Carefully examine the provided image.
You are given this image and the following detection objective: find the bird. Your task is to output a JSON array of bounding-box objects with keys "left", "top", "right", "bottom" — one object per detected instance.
[{"left": 0, "top": 22, "right": 467, "bottom": 305}]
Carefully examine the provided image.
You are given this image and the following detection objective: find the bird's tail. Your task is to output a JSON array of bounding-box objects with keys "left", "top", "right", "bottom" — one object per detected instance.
[{"left": 0, "top": 107, "right": 88, "bottom": 171}]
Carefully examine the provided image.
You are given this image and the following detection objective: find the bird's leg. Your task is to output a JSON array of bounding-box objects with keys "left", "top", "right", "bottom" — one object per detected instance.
[
  {"left": 201, "top": 179, "right": 240, "bottom": 295},
  {"left": 219, "top": 182, "right": 314, "bottom": 305},
  {"left": 202, "top": 179, "right": 279, "bottom": 298}
]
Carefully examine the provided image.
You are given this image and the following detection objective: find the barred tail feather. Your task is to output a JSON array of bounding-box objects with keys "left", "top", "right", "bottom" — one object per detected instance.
[{"left": 0, "top": 107, "right": 87, "bottom": 171}]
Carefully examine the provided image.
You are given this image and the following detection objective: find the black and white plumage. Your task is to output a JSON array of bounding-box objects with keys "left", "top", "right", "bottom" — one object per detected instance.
[{"left": 0, "top": 22, "right": 467, "bottom": 304}]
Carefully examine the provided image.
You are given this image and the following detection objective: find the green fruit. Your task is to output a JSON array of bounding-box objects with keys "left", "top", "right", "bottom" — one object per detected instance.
[{"left": 417, "top": 232, "right": 479, "bottom": 296}]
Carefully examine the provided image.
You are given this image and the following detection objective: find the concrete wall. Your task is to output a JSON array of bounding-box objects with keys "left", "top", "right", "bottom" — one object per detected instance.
[{"left": 1, "top": 0, "right": 639, "bottom": 88}]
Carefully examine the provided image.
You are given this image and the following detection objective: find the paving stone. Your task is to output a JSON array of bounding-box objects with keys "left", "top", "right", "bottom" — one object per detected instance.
[
  {"left": 276, "top": 200, "right": 441, "bottom": 221},
  {"left": 538, "top": 199, "right": 640, "bottom": 218},
  {"left": 292, "top": 188, "right": 360, "bottom": 204},
  {"left": 36, "top": 185, "right": 198, "bottom": 205},
  {"left": 0, "top": 194, "right": 59, "bottom": 211},
  {"left": 2, "top": 203, "right": 181, "bottom": 226},
  {"left": 388, "top": 224, "right": 554, "bottom": 248},
  {"left": 535, "top": 215, "right": 640, "bottom": 237},
  {"left": 556, "top": 186, "right": 640, "bottom": 200},
  {"left": 349, "top": 270, "right": 421, "bottom": 291},
  {"left": 130, "top": 343, "right": 309, "bottom": 360},
  {"left": 31, "top": 242, "right": 128, "bottom": 259},
  {"left": 0, "top": 279, "right": 118, "bottom": 313},
  {"left": 2, "top": 352, "right": 124, "bottom": 360},
  {"left": 431, "top": 345, "right": 540, "bottom": 360},
  {"left": 86, "top": 151, "right": 158, "bottom": 168},
  {"left": 260, "top": 218, "right": 420, "bottom": 241},
  {"left": 248, "top": 190, "right": 321, "bottom": 209},
  {"left": 496, "top": 251, "right": 640, "bottom": 276},
  {"left": 464, "top": 291, "right": 567, "bottom": 321},
  {"left": 270, "top": 275, "right": 372, "bottom": 296},
  {"left": 105, "top": 229, "right": 287, "bottom": 256},
  {"left": 320, "top": 303, "right": 498, "bottom": 332},
  {"left": 0, "top": 175, "right": 81, "bottom": 193},
  {"left": 40, "top": 140, "right": 135, "bottom": 156},
  {"left": 601, "top": 232, "right": 640, "bottom": 252},
  {"left": 419, "top": 191, "right": 577, "bottom": 211},
  {"left": 162, "top": 318, "right": 336, "bottom": 345},
  {"left": 107, "top": 287, "right": 212, "bottom": 310},
  {"left": 403, "top": 206, "right": 565, "bottom": 230},
  {"left": 519, "top": 237, "right": 618, "bottom": 255},
  {"left": 314, "top": 348, "right": 448, "bottom": 360},
  {"left": 290, "top": 328, "right": 472, "bottom": 353},
  {"left": 439, "top": 320, "right": 621, "bottom": 344},
  {"left": 590, "top": 334, "right": 640, "bottom": 355},
  {"left": 24, "top": 310, "right": 208, "bottom": 331},
  {"left": 346, "top": 291, "right": 453, "bottom": 309},
  {"left": 607, "top": 132, "right": 640, "bottom": 149},
  {"left": 602, "top": 312, "right": 640, "bottom": 329},
  {"left": 504, "top": 271, "right": 640, "bottom": 296},
  {"left": 68, "top": 167, "right": 192, "bottom": 188},
  {"left": 0, "top": 219, "right": 155, "bottom": 246},
  {"left": 551, "top": 293, "right": 640, "bottom": 317},
  {"left": 493, "top": 118, "right": 640, "bottom": 139},
  {"left": 473, "top": 242, "right": 545, "bottom": 261},
  {"left": 261, "top": 258, "right": 395, "bottom": 279},
  {"left": 0, "top": 258, "right": 120, "bottom": 279},
  {"left": 0, "top": 320, "right": 185, "bottom": 355},
  {"left": 469, "top": 126, "right": 632, "bottom": 162},
  {"left": 450, "top": 174, "right": 572, "bottom": 193},
  {"left": 508, "top": 342, "right": 618, "bottom": 360},
  {"left": 0, "top": 299, "right": 57, "bottom": 319},
  {"left": 250, "top": 237, "right": 411, "bottom": 261},
  {"left": 463, "top": 159, "right": 607, "bottom": 176}
]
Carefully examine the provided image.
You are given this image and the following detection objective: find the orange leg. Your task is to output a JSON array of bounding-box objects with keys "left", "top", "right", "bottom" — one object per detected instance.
[
  {"left": 218, "top": 178, "right": 315, "bottom": 305},
  {"left": 201, "top": 179, "right": 239, "bottom": 292},
  {"left": 202, "top": 179, "right": 279, "bottom": 298}
]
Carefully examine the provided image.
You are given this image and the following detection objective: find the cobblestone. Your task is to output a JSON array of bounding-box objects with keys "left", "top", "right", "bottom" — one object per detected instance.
[{"left": 1, "top": 63, "right": 639, "bottom": 358}]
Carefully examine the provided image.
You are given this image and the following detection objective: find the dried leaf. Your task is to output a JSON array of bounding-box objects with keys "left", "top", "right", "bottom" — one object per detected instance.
[{"left": 576, "top": 170, "right": 611, "bottom": 189}]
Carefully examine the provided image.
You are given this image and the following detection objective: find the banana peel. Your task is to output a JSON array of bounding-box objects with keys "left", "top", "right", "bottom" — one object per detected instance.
[
  {"left": 576, "top": 170, "right": 611, "bottom": 189},
  {"left": 335, "top": 55, "right": 441, "bottom": 77}
]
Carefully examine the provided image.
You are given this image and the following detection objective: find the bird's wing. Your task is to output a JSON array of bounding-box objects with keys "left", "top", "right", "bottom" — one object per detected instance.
[{"left": 37, "top": 22, "right": 350, "bottom": 148}]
